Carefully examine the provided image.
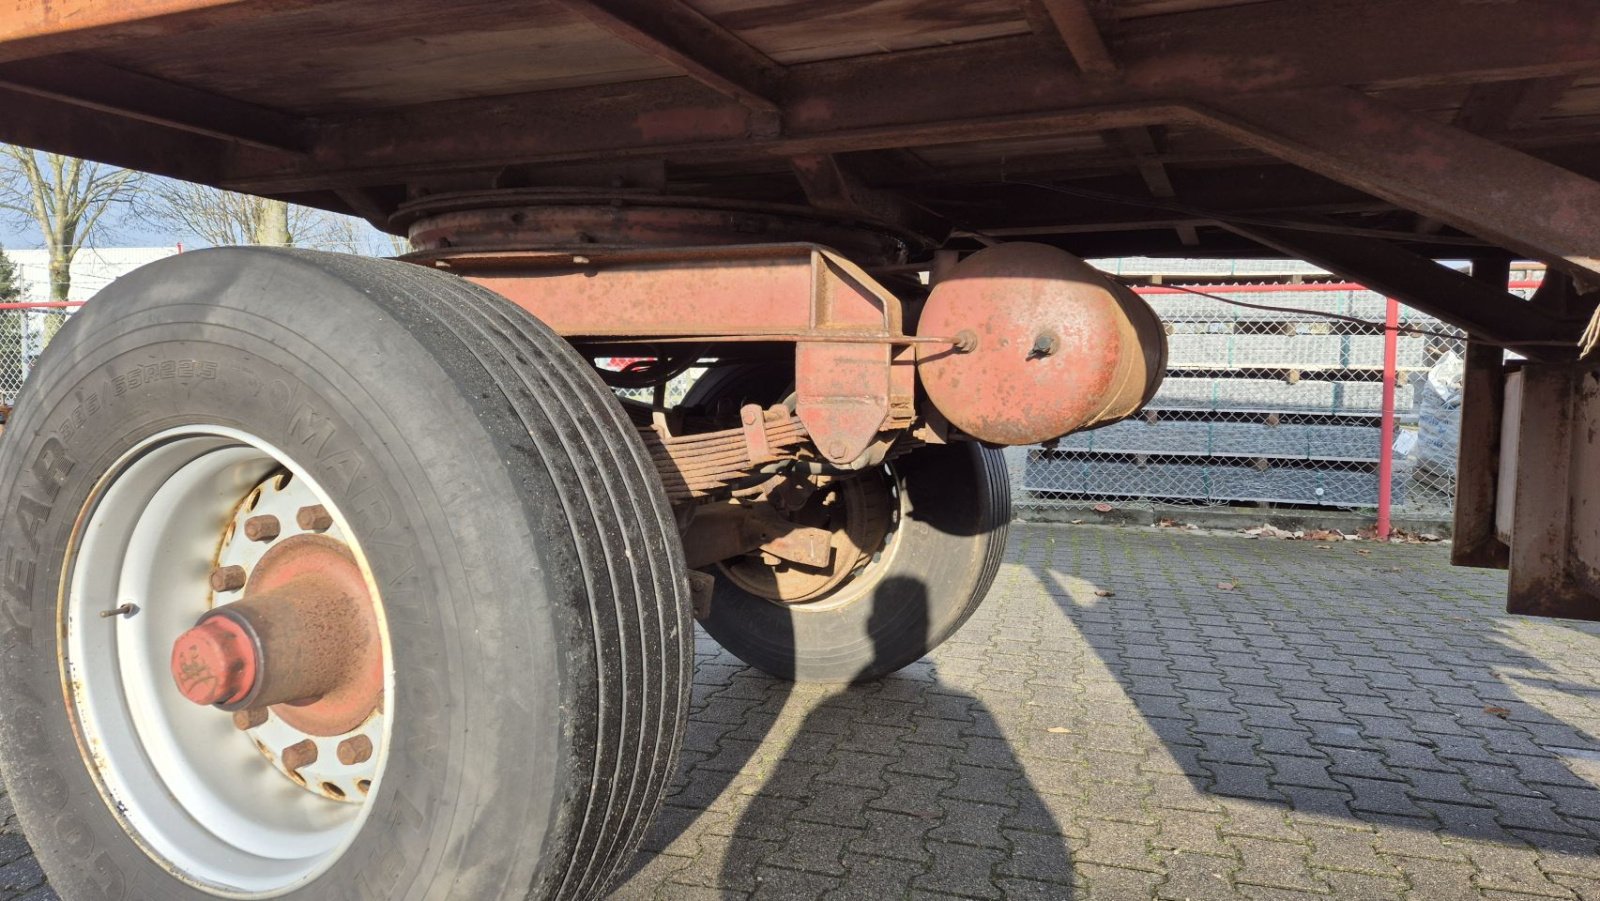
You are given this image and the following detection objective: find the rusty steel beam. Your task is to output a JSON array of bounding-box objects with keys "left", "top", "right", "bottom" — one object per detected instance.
[
  {"left": 789, "top": 154, "right": 950, "bottom": 246},
  {"left": 1197, "top": 87, "right": 1600, "bottom": 282},
  {"left": 1035, "top": 0, "right": 1118, "bottom": 76},
  {"left": 211, "top": 0, "right": 1600, "bottom": 194},
  {"left": 0, "top": 56, "right": 308, "bottom": 152},
  {"left": 1454, "top": 76, "right": 1575, "bottom": 134},
  {"left": 1222, "top": 222, "right": 1577, "bottom": 352},
  {"left": 0, "top": 85, "right": 258, "bottom": 185},
  {"left": 1452, "top": 267, "right": 1513, "bottom": 569},
  {"left": 1504, "top": 363, "right": 1600, "bottom": 621},
  {"left": 437, "top": 244, "right": 913, "bottom": 465},
  {"left": 0, "top": 0, "right": 317, "bottom": 63},
  {"left": 550, "top": 0, "right": 782, "bottom": 115}
]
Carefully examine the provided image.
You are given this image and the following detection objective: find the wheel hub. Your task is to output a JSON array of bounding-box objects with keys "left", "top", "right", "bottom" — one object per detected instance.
[
  {"left": 64, "top": 429, "right": 391, "bottom": 894},
  {"left": 172, "top": 535, "right": 384, "bottom": 735},
  {"left": 721, "top": 470, "right": 896, "bottom": 604}
]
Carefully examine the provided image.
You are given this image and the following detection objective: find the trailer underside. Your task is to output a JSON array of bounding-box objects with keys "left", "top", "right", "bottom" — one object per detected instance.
[
  {"left": 2, "top": 0, "right": 1597, "bottom": 618},
  {"left": 1, "top": 3, "right": 1599, "bottom": 898}
]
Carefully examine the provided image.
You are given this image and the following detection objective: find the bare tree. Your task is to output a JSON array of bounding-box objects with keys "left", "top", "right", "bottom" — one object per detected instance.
[
  {"left": 141, "top": 179, "right": 373, "bottom": 252},
  {"left": 0, "top": 147, "right": 141, "bottom": 305}
]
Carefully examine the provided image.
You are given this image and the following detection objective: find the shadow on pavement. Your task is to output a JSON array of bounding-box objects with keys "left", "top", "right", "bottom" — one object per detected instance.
[
  {"left": 628, "top": 575, "right": 1076, "bottom": 898},
  {"left": 1026, "top": 525, "right": 1600, "bottom": 855}
]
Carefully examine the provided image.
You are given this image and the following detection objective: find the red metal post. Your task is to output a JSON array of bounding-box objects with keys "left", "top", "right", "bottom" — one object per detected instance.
[{"left": 1376, "top": 296, "right": 1400, "bottom": 540}]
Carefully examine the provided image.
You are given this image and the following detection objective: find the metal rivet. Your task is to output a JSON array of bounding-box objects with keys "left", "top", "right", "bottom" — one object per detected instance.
[
  {"left": 282, "top": 739, "right": 318, "bottom": 775},
  {"left": 296, "top": 505, "right": 334, "bottom": 532},
  {"left": 210, "top": 565, "right": 247, "bottom": 593},
  {"left": 337, "top": 734, "right": 373, "bottom": 765},
  {"left": 244, "top": 514, "right": 281, "bottom": 542},
  {"left": 232, "top": 708, "right": 268, "bottom": 731}
]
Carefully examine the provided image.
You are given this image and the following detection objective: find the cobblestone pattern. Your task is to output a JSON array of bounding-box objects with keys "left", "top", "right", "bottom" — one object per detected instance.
[{"left": 5, "top": 526, "right": 1600, "bottom": 900}]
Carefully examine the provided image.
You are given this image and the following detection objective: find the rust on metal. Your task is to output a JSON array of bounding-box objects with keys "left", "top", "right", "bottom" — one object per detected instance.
[
  {"left": 173, "top": 534, "right": 383, "bottom": 735},
  {"left": 399, "top": 191, "right": 913, "bottom": 266},
  {"left": 336, "top": 734, "right": 373, "bottom": 766},
  {"left": 295, "top": 504, "right": 333, "bottom": 532},
  {"left": 642, "top": 407, "right": 807, "bottom": 503},
  {"left": 739, "top": 404, "right": 773, "bottom": 465},
  {"left": 232, "top": 707, "right": 268, "bottom": 731},
  {"left": 448, "top": 242, "right": 909, "bottom": 465},
  {"left": 243, "top": 514, "right": 280, "bottom": 542},
  {"left": 1503, "top": 364, "right": 1600, "bottom": 621},
  {"left": 915, "top": 243, "right": 1166, "bottom": 445},
  {"left": 280, "top": 738, "right": 318, "bottom": 777},
  {"left": 209, "top": 564, "right": 246, "bottom": 593},
  {"left": 719, "top": 469, "right": 894, "bottom": 604},
  {"left": 169, "top": 615, "right": 257, "bottom": 706}
]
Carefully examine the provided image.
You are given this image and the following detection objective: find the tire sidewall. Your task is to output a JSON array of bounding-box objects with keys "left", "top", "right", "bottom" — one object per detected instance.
[{"left": 0, "top": 253, "right": 571, "bottom": 899}]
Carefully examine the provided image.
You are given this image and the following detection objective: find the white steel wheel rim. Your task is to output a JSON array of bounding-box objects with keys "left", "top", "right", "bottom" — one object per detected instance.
[{"left": 61, "top": 426, "right": 392, "bottom": 898}]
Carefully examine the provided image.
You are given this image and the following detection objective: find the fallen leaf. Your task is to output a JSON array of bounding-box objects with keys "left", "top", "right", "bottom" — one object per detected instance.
[
  {"left": 1484, "top": 706, "right": 1511, "bottom": 719},
  {"left": 1217, "top": 581, "right": 1236, "bottom": 591},
  {"left": 1356, "top": 549, "right": 1371, "bottom": 556},
  {"left": 1070, "top": 519, "right": 1084, "bottom": 524},
  {"left": 1094, "top": 589, "right": 1115, "bottom": 598},
  {"left": 1315, "top": 545, "right": 1332, "bottom": 550},
  {"left": 1046, "top": 726, "right": 1072, "bottom": 734},
  {"left": 1093, "top": 503, "right": 1113, "bottom": 513}
]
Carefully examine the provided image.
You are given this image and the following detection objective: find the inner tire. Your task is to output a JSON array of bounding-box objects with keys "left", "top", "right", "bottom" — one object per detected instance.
[
  {"left": 687, "top": 366, "right": 1010, "bottom": 683},
  {"left": 0, "top": 248, "right": 690, "bottom": 900}
]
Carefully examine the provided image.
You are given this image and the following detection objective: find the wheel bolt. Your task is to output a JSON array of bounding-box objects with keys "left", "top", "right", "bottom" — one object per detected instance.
[
  {"left": 244, "top": 514, "right": 281, "bottom": 542},
  {"left": 210, "top": 565, "right": 247, "bottom": 592},
  {"left": 337, "top": 734, "right": 373, "bottom": 765},
  {"left": 296, "top": 504, "right": 334, "bottom": 532},
  {"left": 282, "top": 739, "right": 318, "bottom": 775},
  {"left": 232, "top": 708, "right": 268, "bottom": 731}
]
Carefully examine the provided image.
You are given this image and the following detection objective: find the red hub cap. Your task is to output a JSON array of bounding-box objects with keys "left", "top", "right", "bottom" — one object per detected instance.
[
  {"left": 170, "top": 534, "right": 383, "bottom": 736},
  {"left": 170, "top": 616, "right": 258, "bottom": 706}
]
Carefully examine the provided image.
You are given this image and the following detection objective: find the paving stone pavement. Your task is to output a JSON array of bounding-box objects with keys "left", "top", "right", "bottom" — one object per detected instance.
[{"left": 5, "top": 524, "right": 1600, "bottom": 900}]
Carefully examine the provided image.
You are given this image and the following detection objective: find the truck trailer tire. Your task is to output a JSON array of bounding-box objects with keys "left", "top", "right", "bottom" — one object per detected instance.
[
  {"left": 685, "top": 364, "right": 1011, "bottom": 682},
  {"left": 0, "top": 248, "right": 690, "bottom": 900}
]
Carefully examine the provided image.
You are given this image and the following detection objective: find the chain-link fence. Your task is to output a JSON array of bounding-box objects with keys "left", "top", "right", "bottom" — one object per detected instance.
[
  {"left": 7, "top": 277, "right": 1523, "bottom": 526},
  {"left": 0, "top": 303, "right": 79, "bottom": 408},
  {"left": 1007, "top": 279, "right": 1540, "bottom": 521}
]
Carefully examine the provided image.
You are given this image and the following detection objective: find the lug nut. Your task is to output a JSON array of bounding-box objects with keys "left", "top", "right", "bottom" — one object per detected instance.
[
  {"left": 233, "top": 708, "right": 268, "bottom": 731},
  {"left": 282, "top": 739, "right": 318, "bottom": 775},
  {"left": 296, "top": 504, "right": 334, "bottom": 532},
  {"left": 244, "top": 514, "right": 281, "bottom": 542},
  {"left": 209, "top": 565, "right": 247, "bottom": 593},
  {"left": 337, "top": 734, "right": 373, "bottom": 765}
]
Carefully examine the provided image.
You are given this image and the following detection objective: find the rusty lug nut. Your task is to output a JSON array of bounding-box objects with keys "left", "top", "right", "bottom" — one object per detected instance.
[
  {"left": 244, "top": 514, "right": 281, "bottom": 542},
  {"left": 232, "top": 708, "right": 268, "bottom": 731},
  {"left": 210, "top": 565, "right": 247, "bottom": 592},
  {"left": 282, "top": 739, "right": 318, "bottom": 775},
  {"left": 337, "top": 734, "right": 373, "bottom": 766},
  {"left": 296, "top": 504, "right": 334, "bottom": 532},
  {"left": 952, "top": 329, "right": 978, "bottom": 353}
]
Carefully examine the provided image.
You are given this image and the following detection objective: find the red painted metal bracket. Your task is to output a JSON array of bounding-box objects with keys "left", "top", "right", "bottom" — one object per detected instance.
[{"left": 436, "top": 243, "right": 917, "bottom": 464}]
